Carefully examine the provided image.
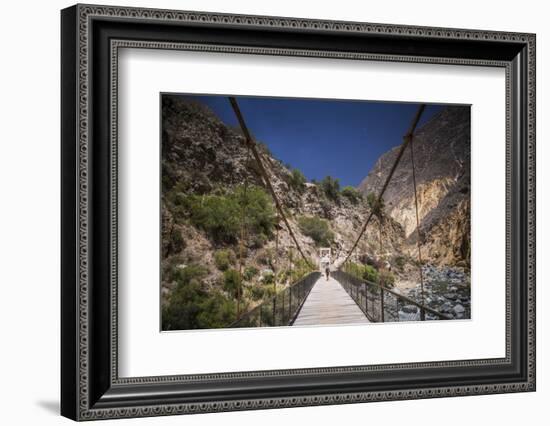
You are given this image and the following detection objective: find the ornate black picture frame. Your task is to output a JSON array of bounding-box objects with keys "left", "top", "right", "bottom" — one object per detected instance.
[{"left": 61, "top": 4, "right": 536, "bottom": 421}]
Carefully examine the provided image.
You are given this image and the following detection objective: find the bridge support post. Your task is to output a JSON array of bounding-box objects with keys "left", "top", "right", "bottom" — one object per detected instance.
[
  {"left": 396, "top": 297, "right": 399, "bottom": 322},
  {"left": 364, "top": 283, "right": 368, "bottom": 315},
  {"left": 273, "top": 298, "right": 276, "bottom": 327},
  {"left": 380, "top": 287, "right": 385, "bottom": 322},
  {"left": 288, "top": 290, "right": 292, "bottom": 324}
]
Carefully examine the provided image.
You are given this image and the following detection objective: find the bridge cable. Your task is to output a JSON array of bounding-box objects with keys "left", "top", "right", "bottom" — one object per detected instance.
[
  {"left": 341, "top": 104, "right": 426, "bottom": 266},
  {"left": 237, "top": 144, "right": 251, "bottom": 317},
  {"left": 228, "top": 97, "right": 313, "bottom": 269},
  {"left": 409, "top": 134, "right": 426, "bottom": 317}
]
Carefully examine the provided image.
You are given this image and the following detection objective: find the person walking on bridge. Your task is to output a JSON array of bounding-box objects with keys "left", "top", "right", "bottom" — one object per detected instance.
[{"left": 320, "top": 251, "right": 331, "bottom": 281}]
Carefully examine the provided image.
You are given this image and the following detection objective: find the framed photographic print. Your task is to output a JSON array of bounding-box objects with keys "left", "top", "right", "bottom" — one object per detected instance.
[{"left": 61, "top": 4, "right": 536, "bottom": 421}]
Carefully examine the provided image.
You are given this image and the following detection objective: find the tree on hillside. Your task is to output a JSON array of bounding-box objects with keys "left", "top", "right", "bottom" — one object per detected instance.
[
  {"left": 285, "top": 168, "right": 307, "bottom": 193},
  {"left": 320, "top": 175, "right": 340, "bottom": 201},
  {"left": 341, "top": 186, "right": 363, "bottom": 204}
]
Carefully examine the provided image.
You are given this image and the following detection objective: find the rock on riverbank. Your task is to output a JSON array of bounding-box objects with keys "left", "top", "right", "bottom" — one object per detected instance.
[{"left": 402, "top": 264, "right": 471, "bottom": 319}]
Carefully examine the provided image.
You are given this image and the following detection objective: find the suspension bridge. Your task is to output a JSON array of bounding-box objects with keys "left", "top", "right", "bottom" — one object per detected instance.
[{"left": 227, "top": 97, "right": 450, "bottom": 328}]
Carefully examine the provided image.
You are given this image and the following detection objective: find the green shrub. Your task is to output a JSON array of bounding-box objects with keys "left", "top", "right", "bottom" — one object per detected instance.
[
  {"left": 363, "top": 264, "right": 379, "bottom": 283},
  {"left": 298, "top": 216, "right": 334, "bottom": 246},
  {"left": 320, "top": 176, "right": 340, "bottom": 201},
  {"left": 185, "top": 194, "right": 241, "bottom": 243},
  {"left": 223, "top": 269, "right": 242, "bottom": 299},
  {"left": 169, "top": 230, "right": 185, "bottom": 253},
  {"left": 262, "top": 271, "right": 275, "bottom": 286},
  {"left": 248, "top": 284, "right": 276, "bottom": 301},
  {"left": 182, "top": 186, "right": 275, "bottom": 244},
  {"left": 162, "top": 255, "right": 186, "bottom": 282},
  {"left": 319, "top": 198, "right": 333, "bottom": 219},
  {"left": 290, "top": 258, "right": 315, "bottom": 283},
  {"left": 214, "top": 249, "right": 236, "bottom": 271},
  {"left": 379, "top": 270, "right": 396, "bottom": 288},
  {"left": 162, "top": 264, "right": 178, "bottom": 285},
  {"left": 276, "top": 268, "right": 291, "bottom": 283},
  {"left": 243, "top": 266, "right": 258, "bottom": 281},
  {"left": 194, "top": 292, "right": 237, "bottom": 328},
  {"left": 341, "top": 186, "right": 362, "bottom": 204},
  {"left": 234, "top": 186, "right": 276, "bottom": 238},
  {"left": 346, "top": 262, "right": 365, "bottom": 280},
  {"left": 345, "top": 262, "right": 379, "bottom": 284},
  {"left": 165, "top": 183, "right": 191, "bottom": 223},
  {"left": 161, "top": 264, "right": 236, "bottom": 330},
  {"left": 247, "top": 285, "right": 265, "bottom": 301},
  {"left": 258, "top": 248, "right": 276, "bottom": 269},
  {"left": 172, "top": 264, "right": 207, "bottom": 286},
  {"left": 263, "top": 286, "right": 276, "bottom": 299},
  {"left": 394, "top": 256, "right": 406, "bottom": 270},
  {"left": 250, "top": 233, "right": 267, "bottom": 249},
  {"left": 285, "top": 169, "right": 306, "bottom": 192}
]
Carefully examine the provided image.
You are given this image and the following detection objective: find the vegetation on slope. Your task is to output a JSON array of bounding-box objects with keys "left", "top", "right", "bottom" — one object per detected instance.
[
  {"left": 297, "top": 216, "right": 334, "bottom": 247},
  {"left": 162, "top": 265, "right": 236, "bottom": 330},
  {"left": 320, "top": 175, "right": 340, "bottom": 201},
  {"left": 341, "top": 186, "right": 363, "bottom": 204},
  {"left": 344, "top": 261, "right": 396, "bottom": 288},
  {"left": 168, "top": 185, "right": 276, "bottom": 244}
]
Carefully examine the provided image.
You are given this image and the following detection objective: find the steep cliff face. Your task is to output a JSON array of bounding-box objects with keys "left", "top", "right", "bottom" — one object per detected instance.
[{"left": 358, "top": 106, "right": 470, "bottom": 267}]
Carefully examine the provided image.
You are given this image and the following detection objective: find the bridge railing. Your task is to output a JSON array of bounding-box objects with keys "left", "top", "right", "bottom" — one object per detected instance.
[
  {"left": 332, "top": 270, "right": 450, "bottom": 322},
  {"left": 230, "top": 271, "right": 321, "bottom": 328}
]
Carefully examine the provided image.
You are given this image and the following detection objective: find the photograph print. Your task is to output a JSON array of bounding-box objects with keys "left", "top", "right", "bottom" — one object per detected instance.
[{"left": 160, "top": 94, "right": 471, "bottom": 331}]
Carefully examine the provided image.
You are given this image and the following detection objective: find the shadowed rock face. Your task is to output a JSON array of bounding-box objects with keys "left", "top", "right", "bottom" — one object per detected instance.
[{"left": 358, "top": 106, "right": 471, "bottom": 267}]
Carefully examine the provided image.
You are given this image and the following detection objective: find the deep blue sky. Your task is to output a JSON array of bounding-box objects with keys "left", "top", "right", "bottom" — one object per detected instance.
[{"left": 180, "top": 94, "right": 443, "bottom": 187}]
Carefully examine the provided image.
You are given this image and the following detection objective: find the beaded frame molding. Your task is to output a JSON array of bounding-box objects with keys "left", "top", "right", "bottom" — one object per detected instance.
[{"left": 61, "top": 4, "right": 536, "bottom": 421}]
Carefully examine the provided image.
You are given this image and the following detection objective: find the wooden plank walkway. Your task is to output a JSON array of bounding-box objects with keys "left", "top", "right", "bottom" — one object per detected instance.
[{"left": 293, "top": 275, "right": 370, "bottom": 326}]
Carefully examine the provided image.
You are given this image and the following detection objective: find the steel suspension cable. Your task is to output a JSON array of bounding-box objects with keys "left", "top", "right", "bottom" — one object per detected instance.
[
  {"left": 409, "top": 135, "right": 426, "bottom": 318},
  {"left": 341, "top": 104, "right": 426, "bottom": 266},
  {"left": 236, "top": 144, "right": 251, "bottom": 317},
  {"left": 228, "top": 97, "right": 313, "bottom": 269}
]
